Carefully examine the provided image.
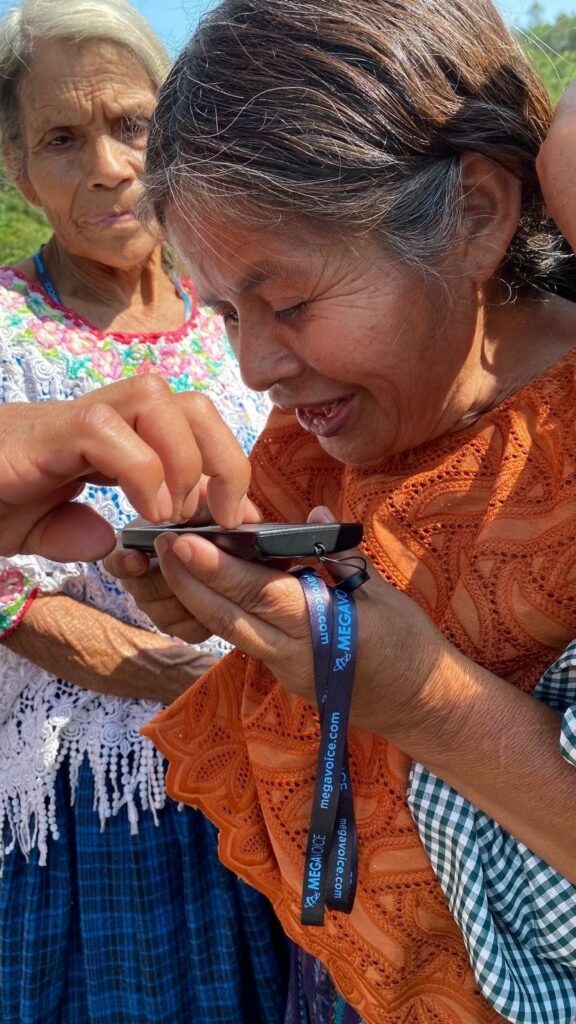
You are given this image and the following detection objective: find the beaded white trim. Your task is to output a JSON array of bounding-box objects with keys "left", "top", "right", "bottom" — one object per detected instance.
[{"left": 0, "top": 539, "right": 234, "bottom": 868}]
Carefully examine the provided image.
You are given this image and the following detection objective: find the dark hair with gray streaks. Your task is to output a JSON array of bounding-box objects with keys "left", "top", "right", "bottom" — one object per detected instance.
[{"left": 143, "top": 0, "right": 575, "bottom": 297}]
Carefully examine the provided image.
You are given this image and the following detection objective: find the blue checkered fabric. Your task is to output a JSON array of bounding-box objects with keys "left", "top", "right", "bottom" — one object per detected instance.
[
  {"left": 0, "top": 754, "right": 290, "bottom": 1024},
  {"left": 408, "top": 641, "right": 576, "bottom": 1024}
]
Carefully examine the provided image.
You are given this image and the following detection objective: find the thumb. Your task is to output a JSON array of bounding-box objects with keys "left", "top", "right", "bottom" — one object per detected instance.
[{"left": 24, "top": 503, "right": 116, "bottom": 561}]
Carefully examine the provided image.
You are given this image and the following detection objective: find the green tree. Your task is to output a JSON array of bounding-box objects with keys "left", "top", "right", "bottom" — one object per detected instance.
[{"left": 519, "top": 13, "right": 576, "bottom": 106}]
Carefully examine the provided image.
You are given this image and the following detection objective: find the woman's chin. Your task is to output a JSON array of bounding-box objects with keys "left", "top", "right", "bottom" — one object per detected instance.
[
  {"left": 317, "top": 433, "right": 390, "bottom": 466},
  {"left": 73, "top": 233, "right": 157, "bottom": 269}
]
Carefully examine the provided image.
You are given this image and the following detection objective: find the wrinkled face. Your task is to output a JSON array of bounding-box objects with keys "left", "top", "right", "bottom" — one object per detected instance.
[
  {"left": 15, "top": 37, "right": 158, "bottom": 268},
  {"left": 167, "top": 211, "right": 480, "bottom": 465}
]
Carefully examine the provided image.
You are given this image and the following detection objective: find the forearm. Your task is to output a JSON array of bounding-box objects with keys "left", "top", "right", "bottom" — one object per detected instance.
[
  {"left": 536, "top": 83, "right": 576, "bottom": 257},
  {"left": 1, "top": 592, "right": 217, "bottom": 703},
  {"left": 386, "top": 645, "right": 576, "bottom": 882}
]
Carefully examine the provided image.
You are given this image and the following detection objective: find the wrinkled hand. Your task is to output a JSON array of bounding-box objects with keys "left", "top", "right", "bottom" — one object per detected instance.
[
  {"left": 106, "top": 507, "right": 452, "bottom": 734},
  {"left": 0, "top": 376, "right": 251, "bottom": 560},
  {"left": 537, "top": 80, "right": 576, "bottom": 254},
  {"left": 104, "top": 641, "right": 219, "bottom": 705}
]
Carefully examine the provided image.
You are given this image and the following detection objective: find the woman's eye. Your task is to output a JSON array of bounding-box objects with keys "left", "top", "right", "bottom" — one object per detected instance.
[
  {"left": 276, "top": 302, "right": 306, "bottom": 320},
  {"left": 222, "top": 310, "right": 239, "bottom": 328},
  {"left": 118, "top": 117, "right": 149, "bottom": 144},
  {"left": 46, "top": 133, "right": 72, "bottom": 148}
]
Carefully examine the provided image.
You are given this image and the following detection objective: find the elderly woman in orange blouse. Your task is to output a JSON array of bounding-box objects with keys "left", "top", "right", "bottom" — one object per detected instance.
[{"left": 107, "top": 2, "right": 576, "bottom": 1022}]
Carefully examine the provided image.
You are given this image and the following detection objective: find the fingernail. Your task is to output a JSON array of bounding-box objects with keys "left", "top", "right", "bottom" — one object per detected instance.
[
  {"left": 154, "top": 534, "right": 170, "bottom": 556},
  {"left": 182, "top": 484, "right": 200, "bottom": 521},
  {"left": 172, "top": 537, "right": 194, "bottom": 565},
  {"left": 156, "top": 482, "right": 173, "bottom": 521},
  {"left": 234, "top": 493, "right": 248, "bottom": 525},
  {"left": 124, "top": 553, "right": 145, "bottom": 574},
  {"left": 317, "top": 505, "right": 335, "bottom": 523}
]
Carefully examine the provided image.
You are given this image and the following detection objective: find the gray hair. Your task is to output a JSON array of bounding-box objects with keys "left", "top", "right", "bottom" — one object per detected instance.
[
  {"left": 0, "top": 0, "right": 170, "bottom": 149},
  {"left": 144, "top": 0, "right": 575, "bottom": 297}
]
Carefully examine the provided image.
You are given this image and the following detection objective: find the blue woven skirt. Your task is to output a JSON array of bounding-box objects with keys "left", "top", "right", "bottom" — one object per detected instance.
[{"left": 0, "top": 755, "right": 290, "bottom": 1024}]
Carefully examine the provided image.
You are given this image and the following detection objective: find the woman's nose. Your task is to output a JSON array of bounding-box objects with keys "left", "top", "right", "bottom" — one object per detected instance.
[
  {"left": 235, "top": 321, "right": 303, "bottom": 393},
  {"left": 84, "top": 137, "right": 137, "bottom": 190}
]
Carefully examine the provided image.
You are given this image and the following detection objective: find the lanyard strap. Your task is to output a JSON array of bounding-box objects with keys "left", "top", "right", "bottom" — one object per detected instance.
[
  {"left": 34, "top": 249, "right": 62, "bottom": 305},
  {"left": 171, "top": 274, "right": 193, "bottom": 319},
  {"left": 33, "top": 249, "right": 193, "bottom": 319},
  {"left": 295, "top": 567, "right": 360, "bottom": 926}
]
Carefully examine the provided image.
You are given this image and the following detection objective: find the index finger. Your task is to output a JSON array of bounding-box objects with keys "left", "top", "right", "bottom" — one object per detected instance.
[
  {"left": 75, "top": 378, "right": 251, "bottom": 525},
  {"left": 156, "top": 391, "right": 252, "bottom": 527}
]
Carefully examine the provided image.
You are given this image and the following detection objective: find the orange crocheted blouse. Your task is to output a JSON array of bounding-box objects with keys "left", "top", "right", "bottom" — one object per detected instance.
[{"left": 143, "top": 349, "right": 576, "bottom": 1024}]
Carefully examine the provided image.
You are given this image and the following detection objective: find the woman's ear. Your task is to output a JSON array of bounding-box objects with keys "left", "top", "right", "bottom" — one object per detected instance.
[
  {"left": 2, "top": 146, "right": 41, "bottom": 208},
  {"left": 455, "top": 152, "right": 522, "bottom": 286}
]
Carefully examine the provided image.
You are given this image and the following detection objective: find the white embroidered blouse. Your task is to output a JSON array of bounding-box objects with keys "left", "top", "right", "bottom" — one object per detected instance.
[{"left": 0, "top": 268, "right": 269, "bottom": 865}]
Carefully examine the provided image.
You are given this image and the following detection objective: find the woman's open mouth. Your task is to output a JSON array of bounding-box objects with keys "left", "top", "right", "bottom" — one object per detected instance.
[{"left": 295, "top": 395, "right": 354, "bottom": 437}]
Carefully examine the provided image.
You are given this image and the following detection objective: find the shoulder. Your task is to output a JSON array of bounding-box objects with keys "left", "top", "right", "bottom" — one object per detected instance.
[
  {"left": 0, "top": 265, "right": 53, "bottom": 324},
  {"left": 483, "top": 345, "right": 576, "bottom": 444},
  {"left": 0, "top": 266, "right": 33, "bottom": 301},
  {"left": 520, "top": 345, "right": 576, "bottom": 434},
  {"left": 0, "top": 268, "right": 43, "bottom": 340}
]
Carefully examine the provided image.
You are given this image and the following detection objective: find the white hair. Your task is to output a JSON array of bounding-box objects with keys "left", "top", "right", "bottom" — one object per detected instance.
[{"left": 0, "top": 0, "right": 170, "bottom": 148}]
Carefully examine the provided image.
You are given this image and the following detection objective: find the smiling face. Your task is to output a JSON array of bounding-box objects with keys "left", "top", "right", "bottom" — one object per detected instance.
[
  {"left": 12, "top": 37, "right": 157, "bottom": 269},
  {"left": 167, "top": 210, "right": 484, "bottom": 465}
]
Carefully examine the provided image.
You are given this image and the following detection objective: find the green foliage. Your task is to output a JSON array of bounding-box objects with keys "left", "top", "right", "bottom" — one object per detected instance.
[
  {"left": 517, "top": 12, "right": 576, "bottom": 106},
  {"left": 0, "top": 166, "right": 50, "bottom": 266}
]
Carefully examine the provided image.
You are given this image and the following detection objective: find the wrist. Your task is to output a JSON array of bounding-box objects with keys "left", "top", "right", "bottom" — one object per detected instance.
[{"left": 371, "top": 637, "right": 486, "bottom": 759}]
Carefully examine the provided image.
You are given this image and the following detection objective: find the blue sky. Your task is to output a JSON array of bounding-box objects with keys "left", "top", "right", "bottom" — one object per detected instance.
[
  {"left": 134, "top": 1, "right": 576, "bottom": 53},
  {"left": 0, "top": 0, "right": 573, "bottom": 55},
  {"left": 499, "top": 0, "right": 575, "bottom": 25}
]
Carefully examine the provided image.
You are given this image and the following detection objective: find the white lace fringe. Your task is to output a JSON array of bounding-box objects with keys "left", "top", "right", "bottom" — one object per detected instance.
[{"left": 0, "top": 726, "right": 170, "bottom": 869}]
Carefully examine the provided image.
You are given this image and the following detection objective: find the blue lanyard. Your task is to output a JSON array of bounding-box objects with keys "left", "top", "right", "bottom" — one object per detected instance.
[
  {"left": 295, "top": 564, "right": 366, "bottom": 925},
  {"left": 33, "top": 249, "right": 61, "bottom": 305},
  {"left": 33, "top": 249, "right": 192, "bottom": 319},
  {"left": 175, "top": 278, "right": 193, "bottom": 319}
]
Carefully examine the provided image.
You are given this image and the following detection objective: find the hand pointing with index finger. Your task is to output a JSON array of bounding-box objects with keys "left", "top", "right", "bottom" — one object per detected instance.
[{"left": 0, "top": 375, "right": 254, "bottom": 560}]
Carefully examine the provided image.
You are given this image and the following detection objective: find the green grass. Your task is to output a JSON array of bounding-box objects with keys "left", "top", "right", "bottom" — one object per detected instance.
[{"left": 0, "top": 167, "right": 50, "bottom": 266}]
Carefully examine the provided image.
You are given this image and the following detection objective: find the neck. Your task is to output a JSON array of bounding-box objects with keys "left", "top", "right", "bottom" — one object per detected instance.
[
  {"left": 37, "top": 236, "right": 185, "bottom": 333},
  {"left": 454, "top": 283, "right": 576, "bottom": 432},
  {"left": 43, "top": 235, "right": 165, "bottom": 309}
]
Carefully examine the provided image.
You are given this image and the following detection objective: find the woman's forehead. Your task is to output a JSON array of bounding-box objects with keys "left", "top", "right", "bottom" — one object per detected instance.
[
  {"left": 18, "top": 38, "right": 155, "bottom": 123},
  {"left": 166, "top": 206, "right": 395, "bottom": 303},
  {"left": 167, "top": 205, "right": 343, "bottom": 263},
  {"left": 168, "top": 210, "right": 331, "bottom": 286}
]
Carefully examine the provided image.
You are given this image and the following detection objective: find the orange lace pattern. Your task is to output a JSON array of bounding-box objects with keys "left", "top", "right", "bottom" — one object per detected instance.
[{"left": 143, "top": 352, "right": 576, "bottom": 1024}]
